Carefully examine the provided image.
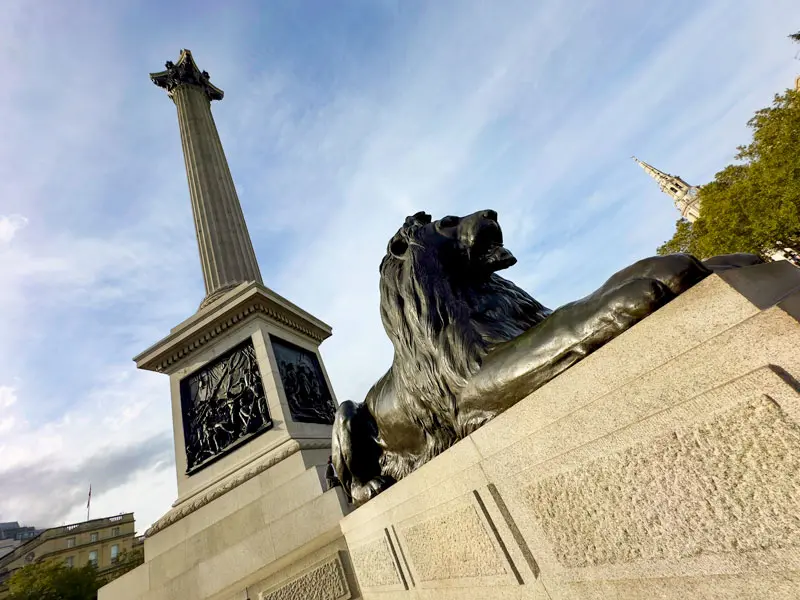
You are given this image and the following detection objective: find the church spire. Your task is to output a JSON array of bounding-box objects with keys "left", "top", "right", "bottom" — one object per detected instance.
[{"left": 632, "top": 156, "right": 702, "bottom": 222}]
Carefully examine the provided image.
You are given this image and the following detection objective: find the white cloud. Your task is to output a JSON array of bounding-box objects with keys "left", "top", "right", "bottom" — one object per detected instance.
[
  {"left": 0, "top": 366, "right": 174, "bottom": 530},
  {"left": 0, "top": 215, "right": 27, "bottom": 244},
  {"left": 0, "top": 385, "right": 17, "bottom": 409}
]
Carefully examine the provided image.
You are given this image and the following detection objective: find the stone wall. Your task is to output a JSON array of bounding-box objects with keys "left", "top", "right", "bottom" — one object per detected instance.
[{"left": 340, "top": 263, "right": 800, "bottom": 600}]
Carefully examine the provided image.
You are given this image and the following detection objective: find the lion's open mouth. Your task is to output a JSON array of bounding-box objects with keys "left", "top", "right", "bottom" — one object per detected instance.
[
  {"left": 474, "top": 224, "right": 517, "bottom": 272},
  {"left": 481, "top": 243, "right": 517, "bottom": 271}
]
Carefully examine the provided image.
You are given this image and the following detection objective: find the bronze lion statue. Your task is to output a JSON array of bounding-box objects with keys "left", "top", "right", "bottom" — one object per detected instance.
[{"left": 332, "top": 209, "right": 761, "bottom": 504}]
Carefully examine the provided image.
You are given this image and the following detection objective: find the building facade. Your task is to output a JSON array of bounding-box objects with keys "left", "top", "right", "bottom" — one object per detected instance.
[
  {"left": 0, "top": 523, "right": 38, "bottom": 543},
  {"left": 0, "top": 514, "right": 135, "bottom": 598}
]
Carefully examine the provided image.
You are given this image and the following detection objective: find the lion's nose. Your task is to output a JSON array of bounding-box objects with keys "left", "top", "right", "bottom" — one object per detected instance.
[{"left": 482, "top": 210, "right": 497, "bottom": 222}]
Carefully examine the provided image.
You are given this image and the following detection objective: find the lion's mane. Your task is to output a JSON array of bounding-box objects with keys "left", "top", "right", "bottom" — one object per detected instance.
[{"left": 373, "top": 214, "right": 551, "bottom": 479}]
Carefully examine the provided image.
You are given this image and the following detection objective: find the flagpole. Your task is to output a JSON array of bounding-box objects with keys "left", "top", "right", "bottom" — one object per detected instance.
[{"left": 87, "top": 484, "right": 91, "bottom": 521}]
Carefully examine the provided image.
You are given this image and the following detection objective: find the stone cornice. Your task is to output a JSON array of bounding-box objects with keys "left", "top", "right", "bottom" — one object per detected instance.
[
  {"left": 144, "top": 438, "right": 331, "bottom": 537},
  {"left": 134, "top": 282, "right": 332, "bottom": 373},
  {"left": 150, "top": 49, "right": 224, "bottom": 101}
]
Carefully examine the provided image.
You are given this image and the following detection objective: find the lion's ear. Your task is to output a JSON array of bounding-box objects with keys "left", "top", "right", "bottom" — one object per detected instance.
[
  {"left": 389, "top": 236, "right": 409, "bottom": 258},
  {"left": 413, "top": 212, "right": 432, "bottom": 225}
]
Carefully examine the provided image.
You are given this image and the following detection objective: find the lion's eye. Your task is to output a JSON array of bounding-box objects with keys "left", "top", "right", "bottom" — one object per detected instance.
[{"left": 438, "top": 216, "right": 460, "bottom": 228}]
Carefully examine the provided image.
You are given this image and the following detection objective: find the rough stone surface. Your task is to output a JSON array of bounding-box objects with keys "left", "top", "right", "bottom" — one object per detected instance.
[
  {"left": 349, "top": 535, "right": 401, "bottom": 588},
  {"left": 259, "top": 556, "right": 349, "bottom": 600},
  {"left": 400, "top": 504, "right": 507, "bottom": 581},
  {"left": 525, "top": 394, "right": 800, "bottom": 568},
  {"left": 339, "top": 273, "right": 800, "bottom": 600}
]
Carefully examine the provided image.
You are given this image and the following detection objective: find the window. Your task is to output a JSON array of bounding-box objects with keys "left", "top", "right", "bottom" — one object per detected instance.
[
  {"left": 88, "top": 550, "right": 98, "bottom": 567},
  {"left": 66, "top": 537, "right": 76, "bottom": 548},
  {"left": 110, "top": 545, "right": 119, "bottom": 563},
  {"left": 65, "top": 556, "right": 74, "bottom": 568},
  {"left": 111, "top": 527, "right": 120, "bottom": 537},
  {"left": 90, "top": 532, "right": 98, "bottom": 542}
]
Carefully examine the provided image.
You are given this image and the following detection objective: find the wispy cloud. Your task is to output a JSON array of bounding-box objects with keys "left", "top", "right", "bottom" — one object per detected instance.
[{"left": 0, "top": 0, "right": 798, "bottom": 533}]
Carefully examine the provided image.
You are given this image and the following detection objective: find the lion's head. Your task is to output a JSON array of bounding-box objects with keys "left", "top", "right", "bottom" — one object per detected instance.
[
  {"left": 376, "top": 210, "right": 551, "bottom": 450},
  {"left": 383, "top": 210, "right": 518, "bottom": 280}
]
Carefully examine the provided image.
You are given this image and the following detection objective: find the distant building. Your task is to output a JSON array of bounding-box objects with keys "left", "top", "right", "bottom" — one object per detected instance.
[
  {"left": 0, "top": 523, "right": 38, "bottom": 543},
  {"left": 633, "top": 156, "right": 800, "bottom": 265},
  {"left": 632, "top": 157, "right": 702, "bottom": 222},
  {"left": 0, "top": 513, "right": 135, "bottom": 598},
  {"left": 0, "top": 541, "right": 20, "bottom": 561}
]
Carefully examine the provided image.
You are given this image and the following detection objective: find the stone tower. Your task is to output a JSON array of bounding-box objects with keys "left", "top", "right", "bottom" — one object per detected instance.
[
  {"left": 150, "top": 49, "right": 263, "bottom": 309},
  {"left": 633, "top": 156, "right": 701, "bottom": 222},
  {"left": 99, "top": 50, "right": 358, "bottom": 600}
]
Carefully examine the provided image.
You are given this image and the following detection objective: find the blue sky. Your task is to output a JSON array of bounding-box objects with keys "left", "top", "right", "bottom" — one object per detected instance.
[{"left": 0, "top": 0, "right": 798, "bottom": 533}]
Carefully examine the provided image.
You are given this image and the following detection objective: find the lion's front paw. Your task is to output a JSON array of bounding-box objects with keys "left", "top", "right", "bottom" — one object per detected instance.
[
  {"left": 350, "top": 476, "right": 395, "bottom": 505},
  {"left": 603, "top": 253, "right": 711, "bottom": 297}
]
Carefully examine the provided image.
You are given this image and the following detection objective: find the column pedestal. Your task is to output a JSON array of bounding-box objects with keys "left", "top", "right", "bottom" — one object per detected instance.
[{"left": 99, "top": 281, "right": 361, "bottom": 600}]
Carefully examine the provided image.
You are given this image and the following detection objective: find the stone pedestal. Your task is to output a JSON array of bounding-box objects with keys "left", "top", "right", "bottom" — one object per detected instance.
[
  {"left": 99, "top": 282, "right": 361, "bottom": 600},
  {"left": 340, "top": 261, "right": 800, "bottom": 600}
]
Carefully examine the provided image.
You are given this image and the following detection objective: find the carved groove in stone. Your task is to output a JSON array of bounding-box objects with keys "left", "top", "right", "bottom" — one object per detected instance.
[
  {"left": 525, "top": 394, "right": 800, "bottom": 568},
  {"left": 399, "top": 504, "right": 507, "bottom": 582},
  {"left": 180, "top": 338, "right": 272, "bottom": 473},
  {"left": 487, "top": 483, "right": 540, "bottom": 579},
  {"left": 384, "top": 528, "right": 409, "bottom": 590},
  {"left": 473, "top": 490, "right": 523, "bottom": 584},
  {"left": 350, "top": 534, "right": 403, "bottom": 589},
  {"left": 258, "top": 554, "right": 351, "bottom": 600},
  {"left": 391, "top": 525, "right": 415, "bottom": 588}
]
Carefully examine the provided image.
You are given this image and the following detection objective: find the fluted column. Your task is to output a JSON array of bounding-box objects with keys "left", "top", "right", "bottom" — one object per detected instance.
[{"left": 151, "top": 50, "right": 262, "bottom": 309}]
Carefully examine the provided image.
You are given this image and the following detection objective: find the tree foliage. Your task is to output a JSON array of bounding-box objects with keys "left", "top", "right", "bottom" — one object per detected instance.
[
  {"left": 8, "top": 562, "right": 100, "bottom": 600},
  {"left": 6, "top": 547, "right": 143, "bottom": 600},
  {"left": 657, "top": 218, "right": 695, "bottom": 254},
  {"left": 112, "top": 548, "right": 144, "bottom": 578},
  {"left": 658, "top": 86, "right": 800, "bottom": 258}
]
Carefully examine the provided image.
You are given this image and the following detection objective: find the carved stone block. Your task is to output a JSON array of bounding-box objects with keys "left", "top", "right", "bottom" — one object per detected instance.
[
  {"left": 179, "top": 338, "right": 272, "bottom": 473},
  {"left": 349, "top": 532, "right": 404, "bottom": 589},
  {"left": 400, "top": 504, "right": 508, "bottom": 582},
  {"left": 258, "top": 553, "right": 351, "bottom": 600},
  {"left": 271, "top": 335, "right": 336, "bottom": 425},
  {"left": 524, "top": 379, "right": 800, "bottom": 569}
]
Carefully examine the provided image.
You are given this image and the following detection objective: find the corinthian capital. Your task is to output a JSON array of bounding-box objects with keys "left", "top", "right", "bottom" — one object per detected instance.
[{"left": 150, "top": 49, "right": 224, "bottom": 101}]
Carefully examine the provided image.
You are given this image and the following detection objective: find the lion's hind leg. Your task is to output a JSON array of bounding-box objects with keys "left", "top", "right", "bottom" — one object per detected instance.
[{"left": 332, "top": 400, "right": 396, "bottom": 505}]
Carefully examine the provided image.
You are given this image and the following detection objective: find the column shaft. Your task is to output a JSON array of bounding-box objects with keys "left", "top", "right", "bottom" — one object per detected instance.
[{"left": 172, "top": 84, "right": 263, "bottom": 307}]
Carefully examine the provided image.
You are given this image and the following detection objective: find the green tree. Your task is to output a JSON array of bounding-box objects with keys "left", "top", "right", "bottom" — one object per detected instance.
[
  {"left": 109, "top": 547, "right": 144, "bottom": 579},
  {"left": 657, "top": 218, "right": 695, "bottom": 254},
  {"left": 8, "top": 561, "right": 100, "bottom": 600},
  {"left": 658, "top": 87, "right": 800, "bottom": 258}
]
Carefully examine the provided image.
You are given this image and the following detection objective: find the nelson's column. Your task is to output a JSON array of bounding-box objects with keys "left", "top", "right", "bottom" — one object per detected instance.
[{"left": 98, "top": 50, "right": 360, "bottom": 600}]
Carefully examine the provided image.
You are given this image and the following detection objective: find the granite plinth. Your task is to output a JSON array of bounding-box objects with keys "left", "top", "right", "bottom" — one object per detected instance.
[
  {"left": 99, "top": 279, "right": 357, "bottom": 600},
  {"left": 340, "top": 262, "right": 800, "bottom": 600}
]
